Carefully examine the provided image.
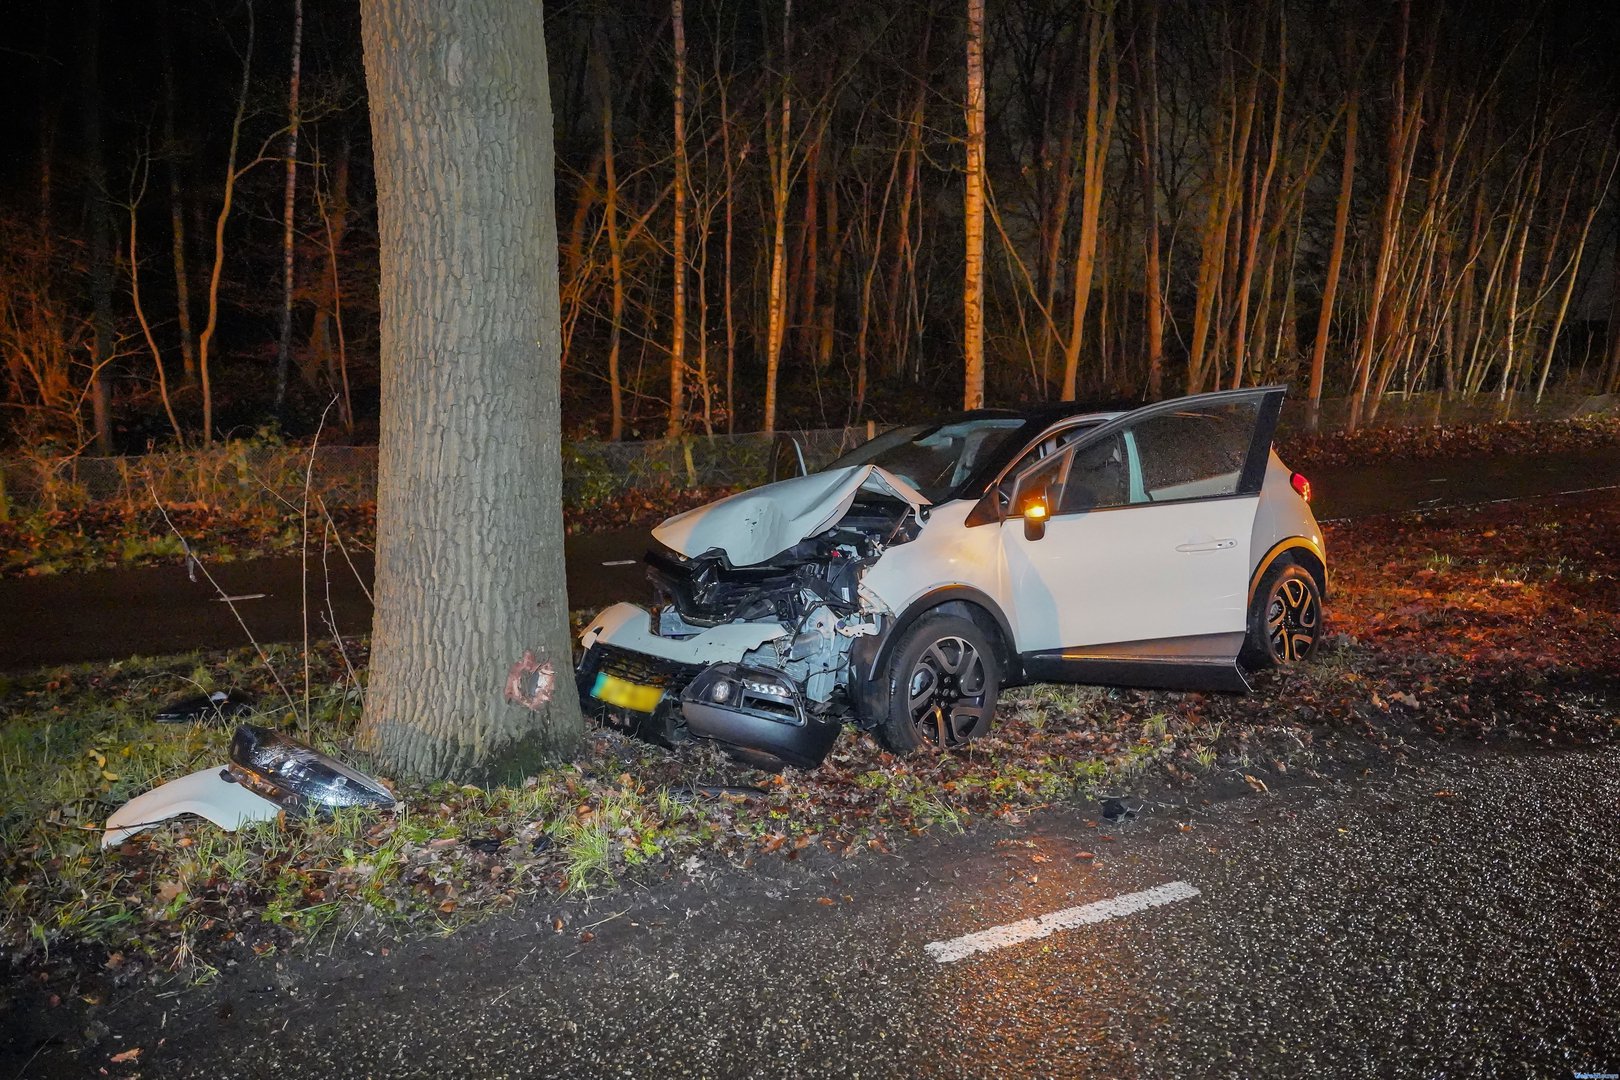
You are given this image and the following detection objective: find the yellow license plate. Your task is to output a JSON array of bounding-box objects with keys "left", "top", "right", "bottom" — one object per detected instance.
[{"left": 591, "top": 672, "right": 664, "bottom": 714}]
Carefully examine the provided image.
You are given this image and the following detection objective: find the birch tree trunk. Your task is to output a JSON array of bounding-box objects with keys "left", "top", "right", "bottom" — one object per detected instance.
[
  {"left": 962, "top": 0, "right": 986, "bottom": 409},
  {"left": 358, "top": 0, "right": 582, "bottom": 781}
]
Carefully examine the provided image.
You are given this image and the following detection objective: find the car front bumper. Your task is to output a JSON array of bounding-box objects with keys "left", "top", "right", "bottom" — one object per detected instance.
[{"left": 575, "top": 645, "right": 840, "bottom": 768}]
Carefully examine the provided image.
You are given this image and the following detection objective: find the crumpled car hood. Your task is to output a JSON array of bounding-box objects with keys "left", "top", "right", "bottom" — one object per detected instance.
[{"left": 652, "top": 465, "right": 930, "bottom": 567}]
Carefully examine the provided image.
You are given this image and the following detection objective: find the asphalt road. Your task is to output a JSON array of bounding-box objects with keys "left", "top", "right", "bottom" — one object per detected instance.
[
  {"left": 7, "top": 744, "right": 1617, "bottom": 1077},
  {"left": 2, "top": 449, "right": 1618, "bottom": 672}
]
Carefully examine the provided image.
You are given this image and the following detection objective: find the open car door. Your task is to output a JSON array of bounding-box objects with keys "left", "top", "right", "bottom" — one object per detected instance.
[{"left": 999, "top": 387, "right": 1285, "bottom": 691}]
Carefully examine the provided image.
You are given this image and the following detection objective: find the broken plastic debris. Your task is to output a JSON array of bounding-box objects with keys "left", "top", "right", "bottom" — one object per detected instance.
[
  {"left": 155, "top": 689, "right": 256, "bottom": 723},
  {"left": 101, "top": 766, "right": 281, "bottom": 849}
]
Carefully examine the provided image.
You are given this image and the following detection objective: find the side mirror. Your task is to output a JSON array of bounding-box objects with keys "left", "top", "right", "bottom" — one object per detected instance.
[{"left": 1021, "top": 490, "right": 1050, "bottom": 542}]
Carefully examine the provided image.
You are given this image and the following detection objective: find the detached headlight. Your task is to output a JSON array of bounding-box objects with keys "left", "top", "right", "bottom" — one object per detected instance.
[
  {"left": 743, "top": 679, "right": 792, "bottom": 698},
  {"left": 226, "top": 724, "right": 397, "bottom": 814}
]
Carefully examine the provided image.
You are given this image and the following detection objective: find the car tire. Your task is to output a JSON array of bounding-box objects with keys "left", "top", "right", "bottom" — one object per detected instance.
[
  {"left": 1242, "top": 560, "right": 1323, "bottom": 669},
  {"left": 876, "top": 614, "right": 1001, "bottom": 753}
]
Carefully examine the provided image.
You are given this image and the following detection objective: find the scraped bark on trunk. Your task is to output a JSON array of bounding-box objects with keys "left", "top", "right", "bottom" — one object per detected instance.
[{"left": 358, "top": 0, "right": 582, "bottom": 782}]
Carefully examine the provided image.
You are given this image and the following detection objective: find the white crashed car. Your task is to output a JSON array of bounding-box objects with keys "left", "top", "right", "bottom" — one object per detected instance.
[{"left": 576, "top": 387, "right": 1325, "bottom": 768}]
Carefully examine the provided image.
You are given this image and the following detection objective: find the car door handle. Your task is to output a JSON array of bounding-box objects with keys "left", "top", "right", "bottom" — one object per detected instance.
[{"left": 1176, "top": 538, "right": 1237, "bottom": 553}]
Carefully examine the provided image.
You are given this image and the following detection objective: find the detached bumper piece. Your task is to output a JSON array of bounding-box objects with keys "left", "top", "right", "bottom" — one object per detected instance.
[{"left": 679, "top": 664, "right": 839, "bottom": 769}]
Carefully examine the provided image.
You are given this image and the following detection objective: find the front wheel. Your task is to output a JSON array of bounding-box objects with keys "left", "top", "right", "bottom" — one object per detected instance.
[
  {"left": 875, "top": 614, "right": 1001, "bottom": 753},
  {"left": 1242, "top": 561, "right": 1323, "bottom": 668}
]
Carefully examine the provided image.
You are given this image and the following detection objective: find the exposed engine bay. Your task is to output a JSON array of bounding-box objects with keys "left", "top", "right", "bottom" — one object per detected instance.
[{"left": 576, "top": 467, "right": 928, "bottom": 768}]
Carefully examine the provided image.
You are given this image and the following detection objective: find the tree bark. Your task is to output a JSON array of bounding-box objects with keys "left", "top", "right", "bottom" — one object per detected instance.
[
  {"left": 962, "top": 0, "right": 986, "bottom": 408},
  {"left": 358, "top": 0, "right": 582, "bottom": 781}
]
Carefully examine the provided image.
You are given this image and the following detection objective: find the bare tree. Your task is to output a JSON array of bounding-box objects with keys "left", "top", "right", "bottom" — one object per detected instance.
[{"left": 358, "top": 0, "right": 582, "bottom": 779}]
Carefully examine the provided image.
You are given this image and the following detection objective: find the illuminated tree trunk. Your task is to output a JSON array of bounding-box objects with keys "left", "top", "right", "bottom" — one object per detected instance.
[
  {"left": 962, "top": 0, "right": 986, "bottom": 409},
  {"left": 1308, "top": 89, "right": 1357, "bottom": 428},
  {"left": 762, "top": 0, "right": 792, "bottom": 433},
  {"left": 358, "top": 0, "right": 582, "bottom": 781},
  {"left": 1059, "top": 2, "right": 1118, "bottom": 402}
]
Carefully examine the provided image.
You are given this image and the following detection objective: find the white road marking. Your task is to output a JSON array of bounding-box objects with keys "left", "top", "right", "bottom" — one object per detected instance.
[
  {"left": 601, "top": 559, "right": 639, "bottom": 567},
  {"left": 212, "top": 593, "right": 267, "bottom": 602},
  {"left": 924, "top": 880, "right": 1201, "bottom": 963}
]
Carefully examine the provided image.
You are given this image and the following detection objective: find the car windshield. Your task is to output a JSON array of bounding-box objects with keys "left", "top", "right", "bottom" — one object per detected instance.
[{"left": 822, "top": 418, "right": 1028, "bottom": 502}]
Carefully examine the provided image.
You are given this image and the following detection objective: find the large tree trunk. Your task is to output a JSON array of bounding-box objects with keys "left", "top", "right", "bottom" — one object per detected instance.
[
  {"left": 358, "top": 0, "right": 582, "bottom": 782},
  {"left": 962, "top": 0, "right": 986, "bottom": 409}
]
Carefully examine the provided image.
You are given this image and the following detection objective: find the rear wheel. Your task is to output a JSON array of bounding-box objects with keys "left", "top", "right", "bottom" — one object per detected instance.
[
  {"left": 876, "top": 614, "right": 1001, "bottom": 753},
  {"left": 1242, "top": 561, "right": 1323, "bottom": 668}
]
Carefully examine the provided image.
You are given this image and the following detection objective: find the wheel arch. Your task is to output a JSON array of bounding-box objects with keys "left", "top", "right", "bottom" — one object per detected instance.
[
  {"left": 849, "top": 585, "right": 1020, "bottom": 724},
  {"left": 1249, "top": 537, "right": 1327, "bottom": 604}
]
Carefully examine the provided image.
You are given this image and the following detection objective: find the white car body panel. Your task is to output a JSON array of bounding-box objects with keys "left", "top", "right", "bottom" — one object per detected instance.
[
  {"left": 653, "top": 464, "right": 928, "bottom": 566},
  {"left": 860, "top": 499, "right": 1011, "bottom": 624},
  {"left": 102, "top": 766, "right": 280, "bottom": 849},
  {"left": 580, "top": 601, "right": 788, "bottom": 662},
  {"left": 1002, "top": 495, "right": 1259, "bottom": 651},
  {"left": 1250, "top": 451, "right": 1327, "bottom": 574}
]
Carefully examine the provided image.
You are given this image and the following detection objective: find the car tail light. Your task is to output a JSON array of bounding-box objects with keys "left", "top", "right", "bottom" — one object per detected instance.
[{"left": 1290, "top": 472, "right": 1312, "bottom": 502}]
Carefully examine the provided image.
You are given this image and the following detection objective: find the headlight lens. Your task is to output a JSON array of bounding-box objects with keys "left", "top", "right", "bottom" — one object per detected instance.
[
  {"left": 743, "top": 679, "right": 791, "bottom": 698},
  {"left": 227, "top": 724, "right": 397, "bottom": 814}
]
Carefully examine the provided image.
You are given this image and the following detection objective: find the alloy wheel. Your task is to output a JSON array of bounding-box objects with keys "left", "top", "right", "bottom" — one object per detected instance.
[
  {"left": 907, "top": 636, "right": 990, "bottom": 746},
  {"left": 1267, "top": 576, "right": 1319, "bottom": 662}
]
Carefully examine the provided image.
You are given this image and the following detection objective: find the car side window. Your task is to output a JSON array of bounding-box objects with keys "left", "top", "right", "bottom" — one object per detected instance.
[
  {"left": 1057, "top": 434, "right": 1128, "bottom": 512},
  {"left": 1125, "top": 399, "right": 1260, "bottom": 503}
]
